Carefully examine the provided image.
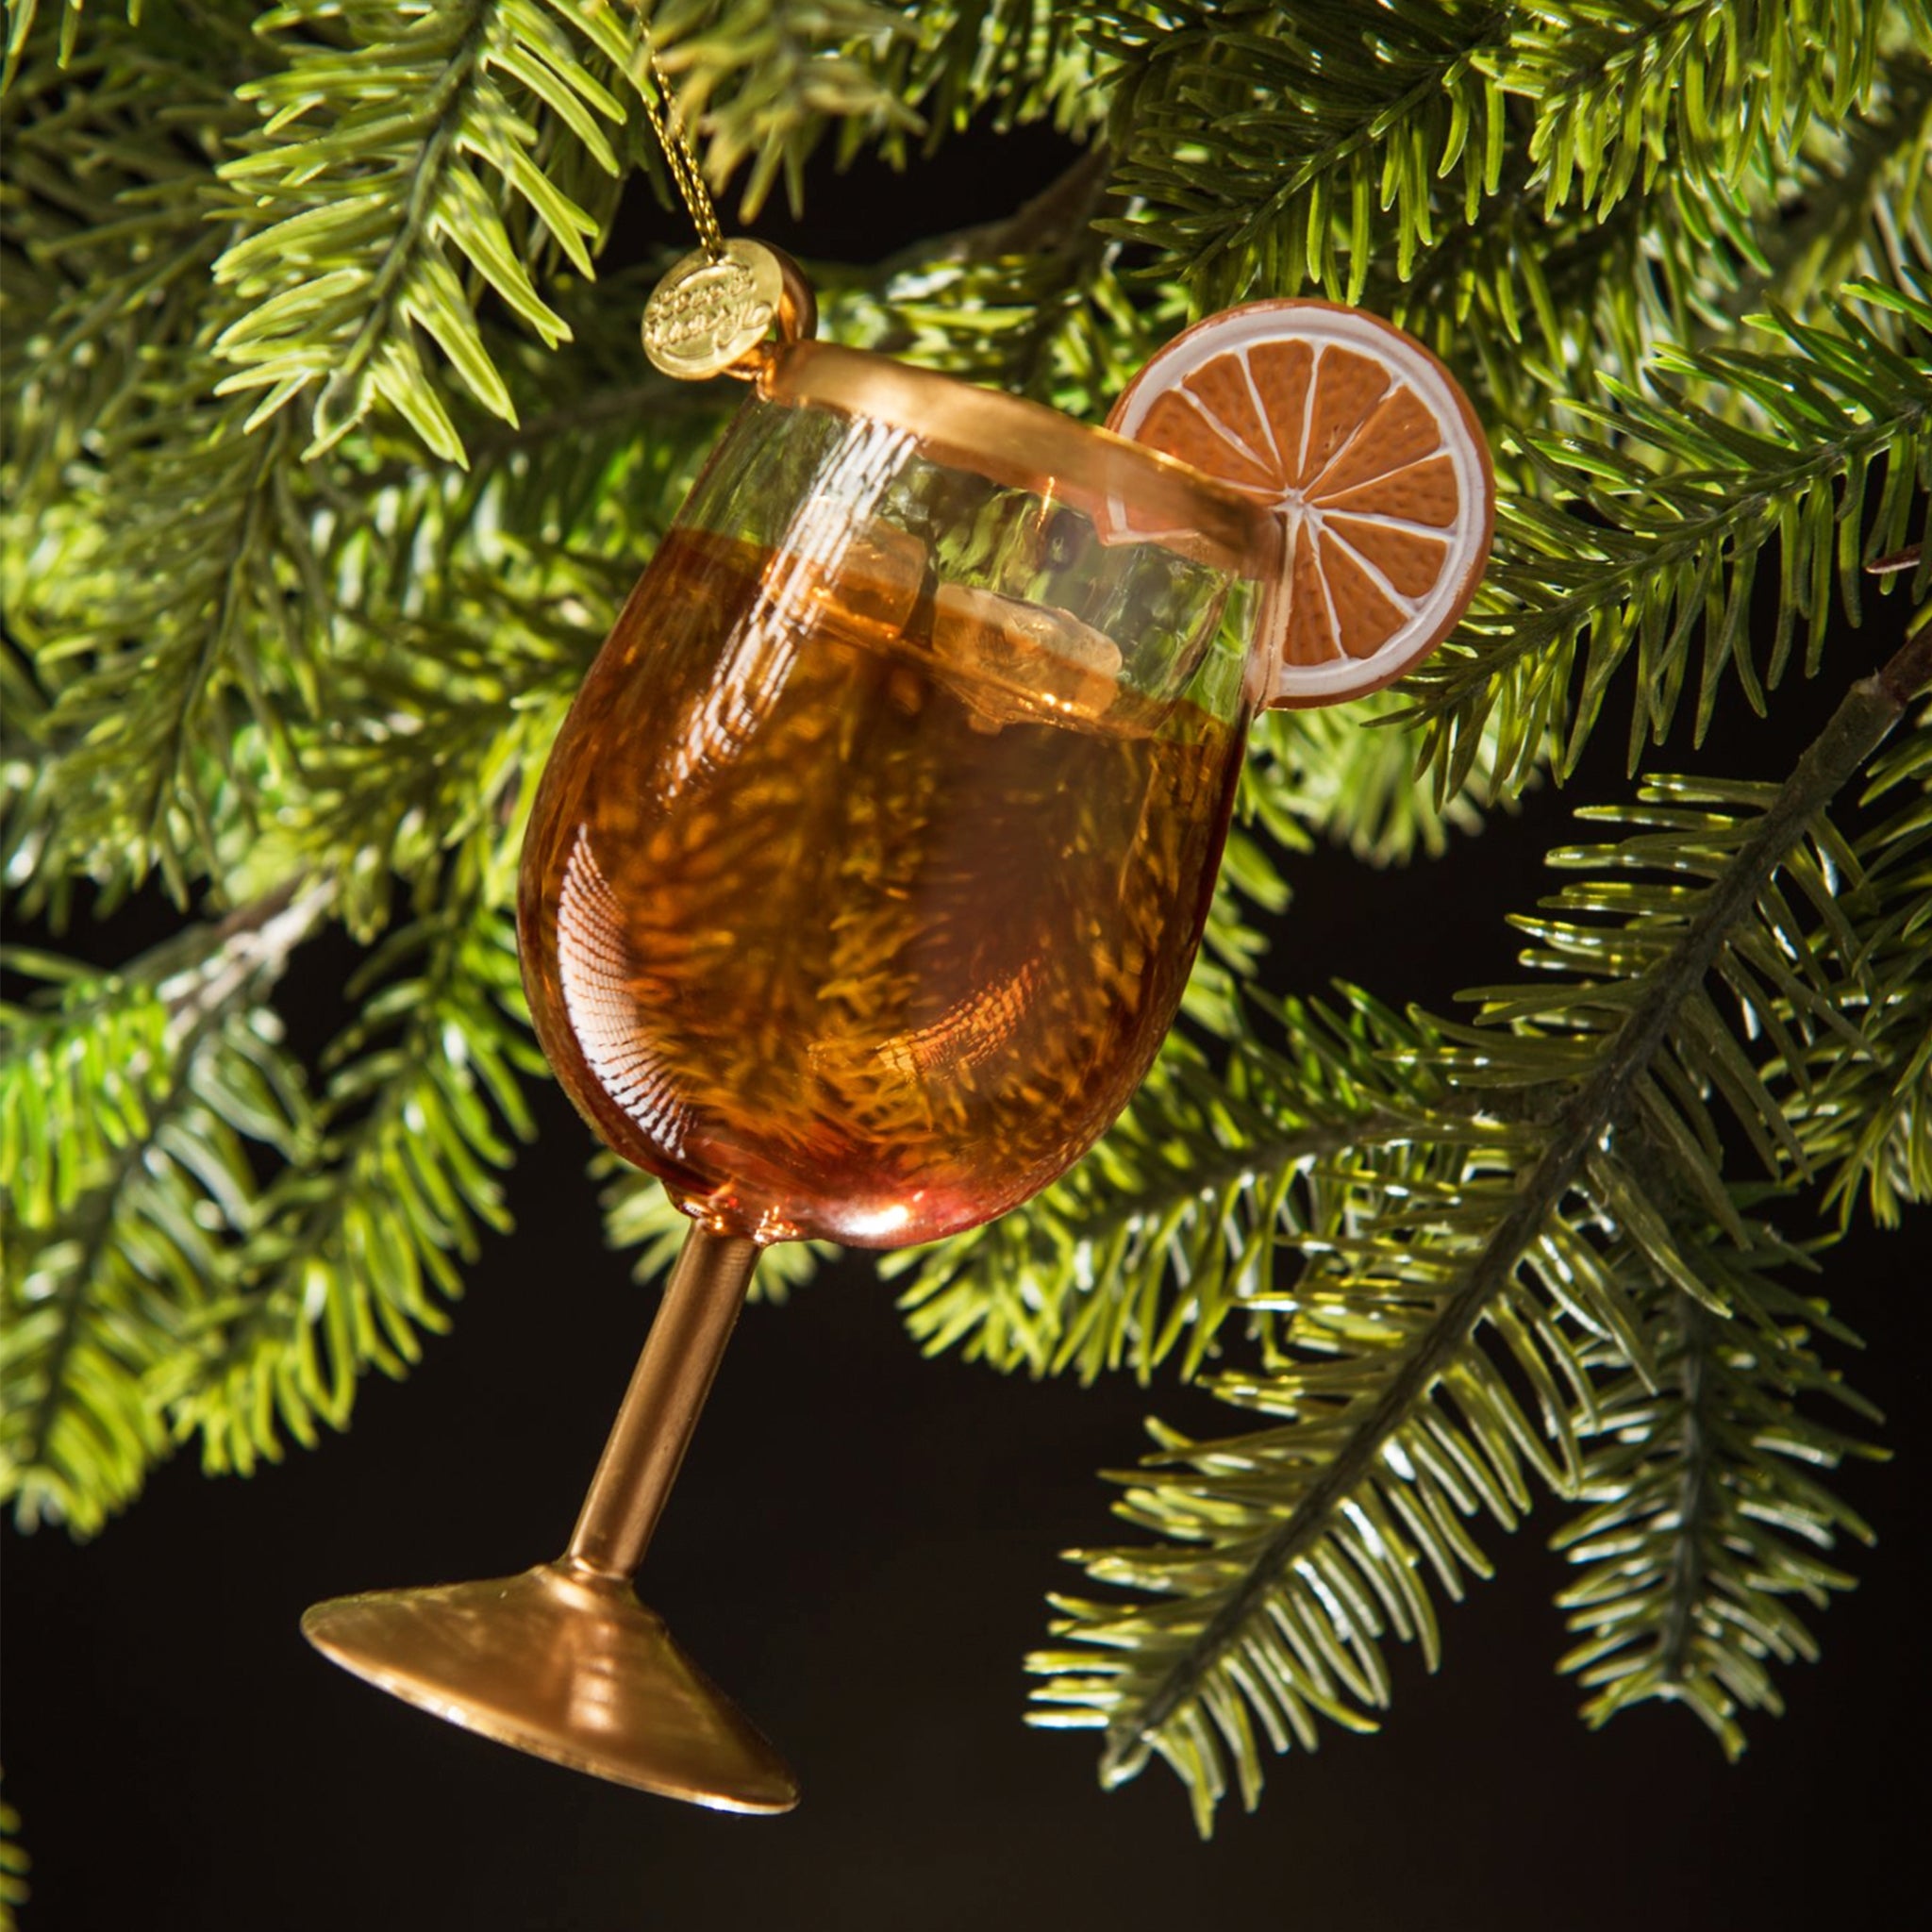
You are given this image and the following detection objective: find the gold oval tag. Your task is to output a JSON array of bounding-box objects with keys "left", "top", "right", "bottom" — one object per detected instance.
[{"left": 641, "top": 239, "right": 787, "bottom": 380}]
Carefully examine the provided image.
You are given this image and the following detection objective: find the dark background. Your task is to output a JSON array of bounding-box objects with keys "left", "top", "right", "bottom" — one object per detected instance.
[{"left": 4, "top": 121, "right": 1926, "bottom": 1932}]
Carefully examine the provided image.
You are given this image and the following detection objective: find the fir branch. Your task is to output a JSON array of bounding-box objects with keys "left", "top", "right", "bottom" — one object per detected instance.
[
  {"left": 871, "top": 0, "right": 1112, "bottom": 150},
  {"left": 1183, "top": 819, "right": 1301, "bottom": 1040},
  {"left": 164, "top": 887, "right": 539, "bottom": 1474},
  {"left": 1554, "top": 1217, "right": 1881, "bottom": 1756},
  {"left": 1778, "top": 708, "right": 1932, "bottom": 1224},
  {"left": 5, "top": 0, "right": 1926, "bottom": 1836},
  {"left": 462, "top": 273, "right": 730, "bottom": 456},
  {"left": 1, "top": 0, "right": 125, "bottom": 88},
  {"left": 0, "top": 958, "right": 169, "bottom": 1230},
  {"left": 0, "top": 881, "right": 325, "bottom": 1224},
  {"left": 1248, "top": 689, "right": 1516, "bottom": 866},
  {"left": 8, "top": 1098, "right": 178, "bottom": 1525},
  {"left": 1, "top": 8, "right": 309, "bottom": 899},
  {"left": 0, "top": 889, "right": 325, "bottom": 1533},
  {"left": 284, "top": 545, "right": 593, "bottom": 933},
  {"left": 1097, "top": 0, "right": 1513, "bottom": 310},
  {"left": 0, "top": 1770, "right": 25, "bottom": 1932},
  {"left": 1505, "top": 0, "right": 1880, "bottom": 221},
  {"left": 1092, "top": 1, "right": 1922, "bottom": 460},
  {"left": 1719, "top": 45, "right": 1932, "bottom": 333},
  {"left": 2, "top": 10, "right": 342, "bottom": 899},
  {"left": 645, "top": 0, "right": 923, "bottom": 215},
  {"left": 1097, "top": 0, "right": 1891, "bottom": 313},
  {"left": 0, "top": 5, "right": 259, "bottom": 511},
  {"left": 1405, "top": 280, "right": 1932, "bottom": 796},
  {"left": 18, "top": 408, "right": 321, "bottom": 899},
  {"left": 891, "top": 998, "right": 1472, "bottom": 1383},
  {"left": 454, "top": 263, "right": 743, "bottom": 558},
  {"left": 212, "top": 0, "right": 639, "bottom": 462},
  {"left": 834, "top": 141, "right": 1151, "bottom": 416},
  {"left": 1333, "top": 101, "right": 1771, "bottom": 443},
  {"left": 1414, "top": 19, "right": 1931, "bottom": 432},
  {"left": 1032, "top": 618, "right": 1932, "bottom": 1829}
]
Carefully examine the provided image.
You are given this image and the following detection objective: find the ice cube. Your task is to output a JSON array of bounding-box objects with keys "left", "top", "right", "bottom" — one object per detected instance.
[
  {"left": 927, "top": 582, "right": 1123, "bottom": 730},
  {"left": 805, "top": 518, "right": 928, "bottom": 648}
]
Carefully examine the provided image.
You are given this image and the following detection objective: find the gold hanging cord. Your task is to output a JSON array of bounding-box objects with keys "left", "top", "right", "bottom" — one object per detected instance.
[
  {"left": 634, "top": 34, "right": 816, "bottom": 381},
  {"left": 638, "top": 40, "right": 724, "bottom": 263}
]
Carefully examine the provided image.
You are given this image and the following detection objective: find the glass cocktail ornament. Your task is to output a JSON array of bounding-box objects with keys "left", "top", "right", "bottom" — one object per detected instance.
[{"left": 302, "top": 250, "right": 1494, "bottom": 1812}]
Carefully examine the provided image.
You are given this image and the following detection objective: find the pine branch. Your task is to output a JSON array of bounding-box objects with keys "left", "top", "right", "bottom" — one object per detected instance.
[
  {"left": 164, "top": 885, "right": 539, "bottom": 1474},
  {"left": 1031, "top": 617, "right": 1932, "bottom": 1829},
  {"left": 1403, "top": 279, "right": 1932, "bottom": 796},
  {"left": 1554, "top": 1214, "right": 1882, "bottom": 1756},
  {"left": 211, "top": 0, "right": 639, "bottom": 462},
  {"left": 1777, "top": 707, "right": 1932, "bottom": 1224},
  {"left": 1, "top": 887, "right": 325, "bottom": 1532},
  {"left": 1096, "top": 0, "right": 1516, "bottom": 309},
  {"left": 0, "top": 1770, "right": 25, "bottom": 1932},
  {"left": 892, "top": 993, "right": 1499, "bottom": 1381}
]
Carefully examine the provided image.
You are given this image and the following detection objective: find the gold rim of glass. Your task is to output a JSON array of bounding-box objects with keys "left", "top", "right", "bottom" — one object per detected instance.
[{"left": 757, "top": 341, "right": 1279, "bottom": 581}]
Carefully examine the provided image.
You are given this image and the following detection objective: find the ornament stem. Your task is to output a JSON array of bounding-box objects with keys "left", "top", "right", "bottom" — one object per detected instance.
[{"left": 563, "top": 1224, "right": 759, "bottom": 1580}]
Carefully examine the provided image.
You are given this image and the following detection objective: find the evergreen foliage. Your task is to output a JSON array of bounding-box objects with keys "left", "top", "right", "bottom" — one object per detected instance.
[
  {"left": 0, "top": 1772, "right": 25, "bottom": 1932},
  {"left": 3, "top": 0, "right": 1927, "bottom": 1834}
]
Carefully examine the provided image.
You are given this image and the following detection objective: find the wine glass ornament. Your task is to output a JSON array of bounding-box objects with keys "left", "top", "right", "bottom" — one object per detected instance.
[{"left": 302, "top": 76, "right": 1495, "bottom": 1815}]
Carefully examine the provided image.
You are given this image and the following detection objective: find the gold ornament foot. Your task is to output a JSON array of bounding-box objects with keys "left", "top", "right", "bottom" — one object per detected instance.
[{"left": 303, "top": 1560, "right": 797, "bottom": 1813}]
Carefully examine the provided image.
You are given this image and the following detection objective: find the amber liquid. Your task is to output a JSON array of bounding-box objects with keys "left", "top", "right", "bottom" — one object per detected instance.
[{"left": 518, "top": 527, "right": 1245, "bottom": 1247}]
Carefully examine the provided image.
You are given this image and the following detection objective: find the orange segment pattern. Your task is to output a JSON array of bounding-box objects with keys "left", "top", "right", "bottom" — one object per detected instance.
[
  {"left": 1247, "top": 340, "right": 1316, "bottom": 477},
  {"left": 1319, "top": 532, "right": 1407, "bottom": 659},
  {"left": 1107, "top": 299, "right": 1493, "bottom": 708},
  {"left": 1325, "top": 514, "right": 1448, "bottom": 597},
  {"left": 1302, "top": 347, "right": 1393, "bottom": 491},
  {"left": 1285, "top": 525, "right": 1336, "bottom": 665},
  {"left": 1312, "top": 386, "right": 1443, "bottom": 499},
  {"left": 1320, "top": 454, "right": 1459, "bottom": 527},
  {"left": 1140, "top": 391, "right": 1280, "bottom": 497},
  {"left": 1130, "top": 344, "right": 1465, "bottom": 661},
  {"left": 1177, "top": 355, "right": 1278, "bottom": 475}
]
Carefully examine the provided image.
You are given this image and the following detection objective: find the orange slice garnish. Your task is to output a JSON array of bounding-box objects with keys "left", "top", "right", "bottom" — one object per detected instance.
[{"left": 1107, "top": 300, "right": 1494, "bottom": 710}]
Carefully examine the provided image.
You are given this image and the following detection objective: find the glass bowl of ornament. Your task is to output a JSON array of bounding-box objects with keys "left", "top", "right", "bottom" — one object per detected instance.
[{"left": 517, "top": 339, "right": 1280, "bottom": 1250}]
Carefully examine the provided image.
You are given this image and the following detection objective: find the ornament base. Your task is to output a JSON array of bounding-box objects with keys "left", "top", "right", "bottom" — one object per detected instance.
[{"left": 302, "top": 1560, "right": 797, "bottom": 1813}]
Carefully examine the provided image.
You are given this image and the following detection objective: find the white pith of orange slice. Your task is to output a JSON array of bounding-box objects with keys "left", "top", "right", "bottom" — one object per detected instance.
[{"left": 1107, "top": 300, "right": 1494, "bottom": 710}]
